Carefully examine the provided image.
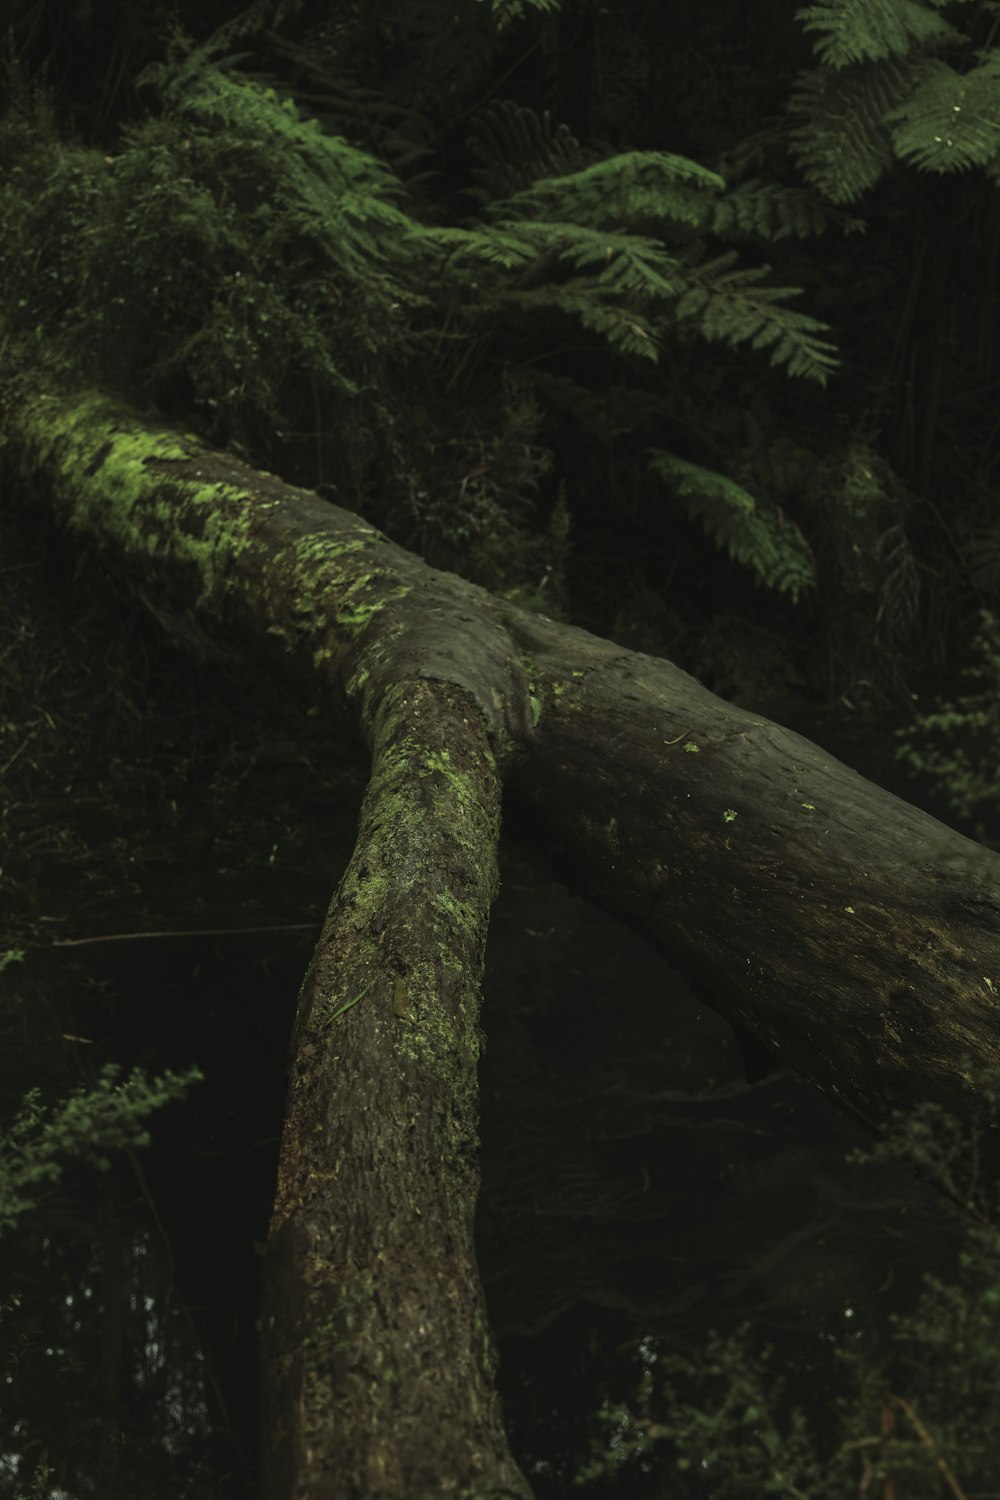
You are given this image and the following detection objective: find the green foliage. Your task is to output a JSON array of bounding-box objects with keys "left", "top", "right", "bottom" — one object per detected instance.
[
  {"left": 489, "top": 0, "right": 562, "bottom": 27},
  {"left": 896, "top": 610, "right": 1000, "bottom": 820},
  {"left": 855, "top": 1071, "right": 1000, "bottom": 1220},
  {"left": 672, "top": 251, "right": 840, "bottom": 380},
  {"left": 577, "top": 1074, "right": 1000, "bottom": 1497},
  {"left": 791, "top": 4, "right": 1000, "bottom": 201},
  {"left": 0, "top": 1064, "right": 201, "bottom": 1233},
  {"left": 140, "top": 54, "right": 418, "bottom": 261},
  {"left": 886, "top": 54, "right": 1000, "bottom": 171},
  {"left": 647, "top": 449, "right": 816, "bottom": 601},
  {"left": 789, "top": 59, "right": 918, "bottom": 202},
  {"left": 492, "top": 149, "right": 725, "bottom": 225},
  {"left": 796, "top": 0, "right": 966, "bottom": 68},
  {"left": 5, "top": 8, "right": 1000, "bottom": 1488},
  {"left": 707, "top": 177, "right": 864, "bottom": 240},
  {"left": 446, "top": 152, "right": 840, "bottom": 382},
  {"left": 467, "top": 99, "right": 581, "bottom": 201},
  {"left": 0, "top": 41, "right": 842, "bottom": 614},
  {"left": 406, "top": 146, "right": 838, "bottom": 389},
  {"left": 0, "top": 57, "right": 425, "bottom": 492}
]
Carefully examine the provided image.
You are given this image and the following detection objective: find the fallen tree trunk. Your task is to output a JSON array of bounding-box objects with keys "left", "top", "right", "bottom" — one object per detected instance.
[
  {"left": 507, "top": 612, "right": 1000, "bottom": 1126},
  {"left": 6, "top": 386, "right": 1000, "bottom": 1496}
]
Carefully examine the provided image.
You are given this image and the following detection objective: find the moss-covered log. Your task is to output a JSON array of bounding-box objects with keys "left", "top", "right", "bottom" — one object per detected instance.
[
  {"left": 6, "top": 387, "right": 1000, "bottom": 1495},
  {"left": 260, "top": 677, "right": 524, "bottom": 1498}
]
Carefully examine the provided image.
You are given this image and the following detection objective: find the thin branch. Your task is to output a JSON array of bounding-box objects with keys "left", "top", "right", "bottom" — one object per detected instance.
[
  {"left": 889, "top": 1395, "right": 968, "bottom": 1500},
  {"left": 52, "top": 922, "right": 321, "bottom": 947}
]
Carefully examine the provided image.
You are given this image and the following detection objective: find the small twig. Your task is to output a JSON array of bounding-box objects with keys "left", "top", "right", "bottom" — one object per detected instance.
[
  {"left": 889, "top": 1395, "right": 968, "bottom": 1500},
  {"left": 51, "top": 921, "right": 321, "bottom": 948}
]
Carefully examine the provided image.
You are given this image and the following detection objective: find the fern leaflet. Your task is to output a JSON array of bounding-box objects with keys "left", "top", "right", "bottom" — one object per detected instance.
[
  {"left": 139, "top": 58, "right": 418, "bottom": 270},
  {"left": 885, "top": 54, "right": 1000, "bottom": 171},
  {"left": 500, "top": 286, "right": 661, "bottom": 360},
  {"left": 489, "top": 150, "right": 724, "bottom": 229},
  {"left": 674, "top": 256, "right": 839, "bottom": 382},
  {"left": 648, "top": 450, "right": 816, "bottom": 601},
  {"left": 500, "top": 220, "right": 685, "bottom": 295},
  {"left": 789, "top": 59, "right": 919, "bottom": 201},
  {"left": 490, "top": 0, "right": 563, "bottom": 27},
  {"left": 796, "top": 0, "right": 966, "bottom": 68},
  {"left": 408, "top": 223, "right": 538, "bottom": 270},
  {"left": 708, "top": 178, "right": 864, "bottom": 239}
]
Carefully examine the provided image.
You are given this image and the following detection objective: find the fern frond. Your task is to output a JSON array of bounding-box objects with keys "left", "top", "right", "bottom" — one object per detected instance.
[
  {"left": 789, "top": 59, "right": 919, "bottom": 201},
  {"left": 673, "top": 256, "right": 839, "bottom": 382},
  {"left": 413, "top": 219, "right": 684, "bottom": 346},
  {"left": 467, "top": 101, "right": 581, "bottom": 201},
  {"left": 885, "top": 55, "right": 1000, "bottom": 171},
  {"left": 501, "top": 220, "right": 684, "bottom": 295},
  {"left": 647, "top": 450, "right": 816, "bottom": 601},
  {"left": 490, "top": 150, "right": 724, "bottom": 230},
  {"left": 490, "top": 0, "right": 563, "bottom": 31},
  {"left": 708, "top": 178, "right": 864, "bottom": 239},
  {"left": 796, "top": 0, "right": 966, "bottom": 68},
  {"left": 140, "top": 59, "right": 417, "bottom": 267},
  {"left": 249, "top": 34, "right": 439, "bottom": 173},
  {"left": 407, "top": 223, "right": 537, "bottom": 270},
  {"left": 500, "top": 285, "right": 661, "bottom": 359}
]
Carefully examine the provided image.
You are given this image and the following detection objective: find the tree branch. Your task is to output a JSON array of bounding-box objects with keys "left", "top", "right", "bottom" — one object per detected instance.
[{"left": 8, "top": 385, "right": 1000, "bottom": 1494}]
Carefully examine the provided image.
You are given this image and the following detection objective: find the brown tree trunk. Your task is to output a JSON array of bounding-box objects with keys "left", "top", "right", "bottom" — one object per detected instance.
[
  {"left": 7, "top": 386, "right": 1000, "bottom": 1496},
  {"left": 259, "top": 677, "right": 530, "bottom": 1498},
  {"left": 503, "top": 611, "right": 1000, "bottom": 1133}
]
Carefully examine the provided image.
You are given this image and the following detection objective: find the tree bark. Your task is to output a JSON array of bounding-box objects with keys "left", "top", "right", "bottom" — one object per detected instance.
[
  {"left": 260, "top": 677, "right": 526, "bottom": 1499},
  {"left": 504, "top": 610, "right": 1000, "bottom": 1129},
  {"left": 6, "top": 386, "right": 1000, "bottom": 1494}
]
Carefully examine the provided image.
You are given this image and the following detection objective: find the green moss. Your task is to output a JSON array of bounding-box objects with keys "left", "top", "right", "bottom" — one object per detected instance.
[
  {"left": 433, "top": 889, "right": 478, "bottom": 942},
  {"left": 21, "top": 393, "right": 256, "bottom": 606}
]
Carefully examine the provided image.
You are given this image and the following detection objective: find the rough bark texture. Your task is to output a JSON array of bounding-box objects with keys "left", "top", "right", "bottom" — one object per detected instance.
[
  {"left": 260, "top": 679, "right": 528, "bottom": 1499},
  {"left": 497, "top": 611, "right": 1000, "bottom": 1133},
  {"left": 7, "top": 387, "right": 1000, "bottom": 1494}
]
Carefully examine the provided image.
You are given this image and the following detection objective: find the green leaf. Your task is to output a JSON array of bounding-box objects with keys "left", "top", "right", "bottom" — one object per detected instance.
[
  {"left": 796, "top": 0, "right": 965, "bottom": 68},
  {"left": 647, "top": 450, "right": 816, "bottom": 601}
]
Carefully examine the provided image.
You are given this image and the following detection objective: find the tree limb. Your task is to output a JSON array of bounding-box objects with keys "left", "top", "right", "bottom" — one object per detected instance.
[{"left": 7, "top": 385, "right": 1000, "bottom": 1495}]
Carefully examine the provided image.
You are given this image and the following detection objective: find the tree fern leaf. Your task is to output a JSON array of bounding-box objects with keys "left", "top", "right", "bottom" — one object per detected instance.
[
  {"left": 490, "top": 151, "right": 724, "bottom": 230},
  {"left": 501, "top": 220, "right": 684, "bottom": 295},
  {"left": 467, "top": 101, "right": 581, "bottom": 201},
  {"left": 499, "top": 286, "right": 660, "bottom": 359},
  {"left": 490, "top": 0, "right": 563, "bottom": 28},
  {"left": 789, "top": 59, "right": 918, "bottom": 201},
  {"left": 572, "top": 299, "right": 659, "bottom": 359},
  {"left": 708, "top": 179, "right": 864, "bottom": 239},
  {"left": 407, "top": 224, "right": 536, "bottom": 270},
  {"left": 885, "top": 55, "right": 1000, "bottom": 171},
  {"left": 647, "top": 450, "right": 816, "bottom": 600},
  {"left": 669, "top": 257, "right": 839, "bottom": 382},
  {"left": 140, "top": 58, "right": 418, "bottom": 267},
  {"left": 796, "top": 0, "right": 966, "bottom": 68},
  {"left": 761, "top": 321, "right": 842, "bottom": 381}
]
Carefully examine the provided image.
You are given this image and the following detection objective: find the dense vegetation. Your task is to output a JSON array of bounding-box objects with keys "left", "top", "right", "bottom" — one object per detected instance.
[{"left": 3, "top": 0, "right": 1000, "bottom": 1495}]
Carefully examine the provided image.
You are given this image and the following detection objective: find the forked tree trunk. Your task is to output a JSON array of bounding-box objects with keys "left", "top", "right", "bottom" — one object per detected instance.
[{"left": 6, "top": 387, "right": 1000, "bottom": 1497}]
